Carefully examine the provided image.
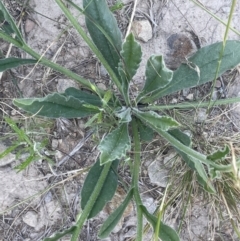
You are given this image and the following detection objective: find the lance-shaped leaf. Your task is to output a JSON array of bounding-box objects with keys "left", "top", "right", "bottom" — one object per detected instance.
[
  {"left": 43, "top": 226, "right": 76, "bottom": 241},
  {"left": 207, "top": 146, "right": 230, "bottom": 161},
  {"left": 98, "top": 189, "right": 133, "bottom": 238},
  {"left": 168, "top": 129, "right": 215, "bottom": 193},
  {"left": 13, "top": 90, "right": 101, "bottom": 118},
  {"left": 137, "top": 55, "right": 173, "bottom": 102},
  {"left": 0, "top": 58, "right": 37, "bottom": 72},
  {"left": 133, "top": 109, "right": 180, "bottom": 131},
  {"left": 118, "top": 33, "right": 142, "bottom": 102},
  {"left": 141, "top": 205, "right": 180, "bottom": 241},
  {"left": 141, "top": 41, "right": 240, "bottom": 103},
  {"left": 0, "top": 2, "right": 24, "bottom": 43},
  {"left": 119, "top": 33, "right": 142, "bottom": 81},
  {"left": 99, "top": 123, "right": 131, "bottom": 165},
  {"left": 83, "top": 0, "right": 122, "bottom": 77},
  {"left": 81, "top": 159, "right": 119, "bottom": 219}
]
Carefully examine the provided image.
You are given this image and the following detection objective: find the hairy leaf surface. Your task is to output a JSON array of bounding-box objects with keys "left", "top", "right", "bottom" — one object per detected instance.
[
  {"left": 81, "top": 159, "right": 119, "bottom": 219},
  {"left": 99, "top": 123, "right": 131, "bottom": 165},
  {"left": 98, "top": 189, "right": 133, "bottom": 238}
]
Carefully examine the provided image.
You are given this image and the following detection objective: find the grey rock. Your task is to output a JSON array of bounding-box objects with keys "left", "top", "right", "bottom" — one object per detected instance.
[
  {"left": 148, "top": 160, "right": 169, "bottom": 187},
  {"left": 132, "top": 20, "right": 152, "bottom": 42},
  {"left": 22, "top": 211, "right": 38, "bottom": 228},
  {"left": 0, "top": 143, "right": 15, "bottom": 167},
  {"left": 57, "top": 79, "right": 79, "bottom": 93},
  {"left": 195, "top": 108, "right": 207, "bottom": 123}
]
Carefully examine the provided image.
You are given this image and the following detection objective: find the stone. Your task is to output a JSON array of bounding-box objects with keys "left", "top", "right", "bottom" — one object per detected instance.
[
  {"left": 56, "top": 79, "right": 79, "bottom": 93},
  {"left": 215, "top": 80, "right": 222, "bottom": 88},
  {"left": 22, "top": 211, "right": 38, "bottom": 228},
  {"left": 51, "top": 139, "right": 58, "bottom": 150},
  {"left": 24, "top": 19, "right": 36, "bottom": 33},
  {"left": 97, "top": 82, "right": 107, "bottom": 90},
  {"left": 0, "top": 143, "right": 15, "bottom": 167},
  {"left": 148, "top": 160, "right": 169, "bottom": 187},
  {"left": 186, "top": 93, "right": 194, "bottom": 100},
  {"left": 132, "top": 20, "right": 152, "bottom": 42},
  {"left": 195, "top": 108, "right": 207, "bottom": 123},
  {"left": 100, "top": 64, "right": 108, "bottom": 77}
]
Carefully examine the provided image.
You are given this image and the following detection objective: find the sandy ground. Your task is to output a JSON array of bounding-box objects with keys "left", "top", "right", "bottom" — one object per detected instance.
[{"left": 1, "top": 0, "right": 240, "bottom": 240}]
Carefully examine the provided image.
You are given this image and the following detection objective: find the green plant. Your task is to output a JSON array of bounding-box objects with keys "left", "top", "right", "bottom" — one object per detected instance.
[{"left": 1, "top": 0, "right": 240, "bottom": 240}]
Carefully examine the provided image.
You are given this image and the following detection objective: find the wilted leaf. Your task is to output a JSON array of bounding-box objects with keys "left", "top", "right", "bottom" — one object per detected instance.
[
  {"left": 81, "top": 159, "right": 119, "bottom": 219},
  {"left": 207, "top": 146, "right": 230, "bottom": 161},
  {"left": 0, "top": 58, "right": 37, "bottom": 72},
  {"left": 98, "top": 189, "right": 133, "bottom": 238},
  {"left": 99, "top": 123, "right": 131, "bottom": 165},
  {"left": 168, "top": 129, "right": 215, "bottom": 193}
]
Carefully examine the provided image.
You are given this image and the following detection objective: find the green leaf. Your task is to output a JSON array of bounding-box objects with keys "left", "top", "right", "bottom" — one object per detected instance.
[
  {"left": 137, "top": 55, "right": 173, "bottom": 102},
  {"left": 141, "top": 205, "right": 180, "bottom": 241},
  {"left": 15, "top": 154, "right": 36, "bottom": 172},
  {"left": 99, "top": 123, "right": 131, "bottom": 165},
  {"left": 81, "top": 159, "right": 119, "bottom": 219},
  {"left": 114, "top": 107, "right": 132, "bottom": 123},
  {"left": 13, "top": 91, "right": 100, "bottom": 118},
  {"left": 64, "top": 87, "right": 102, "bottom": 106},
  {"left": 119, "top": 33, "right": 142, "bottom": 81},
  {"left": 0, "top": 58, "right": 37, "bottom": 72},
  {"left": 0, "top": 143, "right": 20, "bottom": 159},
  {"left": 98, "top": 189, "right": 133, "bottom": 238},
  {"left": 43, "top": 226, "right": 76, "bottom": 241},
  {"left": 168, "top": 129, "right": 215, "bottom": 193},
  {"left": 0, "top": 2, "right": 24, "bottom": 43},
  {"left": 133, "top": 109, "right": 180, "bottom": 131},
  {"left": 118, "top": 33, "right": 142, "bottom": 102},
  {"left": 83, "top": 0, "right": 122, "bottom": 77},
  {"left": 141, "top": 41, "right": 240, "bottom": 103},
  {"left": 207, "top": 146, "right": 230, "bottom": 161},
  {"left": 136, "top": 118, "right": 154, "bottom": 142}
]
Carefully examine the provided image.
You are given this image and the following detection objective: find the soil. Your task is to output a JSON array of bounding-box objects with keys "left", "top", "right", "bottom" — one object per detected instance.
[{"left": 1, "top": 0, "right": 240, "bottom": 240}]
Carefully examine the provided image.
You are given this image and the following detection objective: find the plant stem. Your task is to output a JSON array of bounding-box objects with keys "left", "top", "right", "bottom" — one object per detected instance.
[
  {"left": 131, "top": 118, "right": 143, "bottom": 241},
  {"left": 140, "top": 96, "right": 240, "bottom": 111},
  {"left": 208, "top": 0, "right": 237, "bottom": 111},
  {"left": 71, "top": 161, "right": 112, "bottom": 241},
  {"left": 21, "top": 44, "right": 102, "bottom": 94}
]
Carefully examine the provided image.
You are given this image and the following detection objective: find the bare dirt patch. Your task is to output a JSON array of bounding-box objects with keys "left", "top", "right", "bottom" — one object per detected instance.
[{"left": 1, "top": 0, "right": 240, "bottom": 240}]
